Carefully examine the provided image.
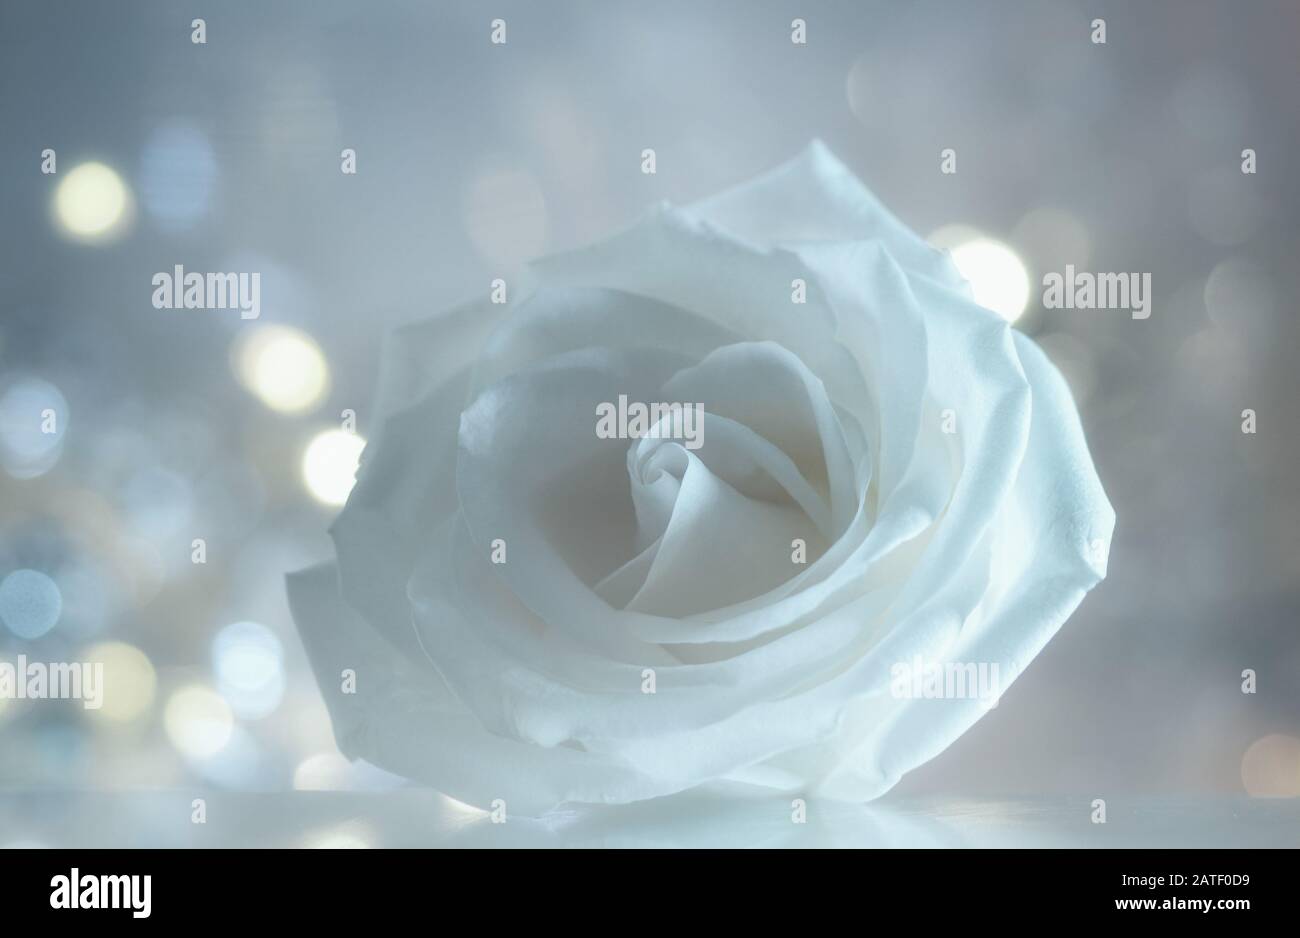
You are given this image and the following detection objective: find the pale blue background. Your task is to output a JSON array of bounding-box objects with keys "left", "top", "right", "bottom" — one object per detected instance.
[{"left": 1, "top": 0, "right": 1297, "bottom": 846}]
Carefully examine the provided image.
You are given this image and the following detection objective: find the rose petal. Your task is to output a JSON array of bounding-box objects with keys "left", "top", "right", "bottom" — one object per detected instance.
[
  {"left": 287, "top": 562, "right": 665, "bottom": 813},
  {"left": 685, "top": 139, "right": 966, "bottom": 291}
]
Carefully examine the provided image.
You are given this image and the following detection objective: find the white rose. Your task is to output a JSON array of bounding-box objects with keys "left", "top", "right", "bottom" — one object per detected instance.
[{"left": 288, "top": 142, "right": 1113, "bottom": 813}]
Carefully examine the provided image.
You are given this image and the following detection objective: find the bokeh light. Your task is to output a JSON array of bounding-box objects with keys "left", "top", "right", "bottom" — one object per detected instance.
[
  {"left": 928, "top": 224, "right": 984, "bottom": 255},
  {"left": 1204, "top": 258, "right": 1277, "bottom": 327},
  {"left": 55, "top": 559, "right": 120, "bottom": 638},
  {"left": 233, "top": 324, "right": 330, "bottom": 414},
  {"left": 1012, "top": 206, "right": 1092, "bottom": 273},
  {"left": 301, "top": 429, "right": 365, "bottom": 506},
  {"left": 293, "top": 752, "right": 355, "bottom": 791},
  {"left": 304, "top": 824, "right": 373, "bottom": 849},
  {"left": 83, "top": 642, "right": 157, "bottom": 723},
  {"left": 0, "top": 569, "right": 63, "bottom": 639},
  {"left": 52, "top": 161, "right": 131, "bottom": 241},
  {"left": 163, "top": 685, "right": 234, "bottom": 759},
  {"left": 0, "top": 376, "right": 68, "bottom": 479},
  {"left": 941, "top": 234, "right": 1032, "bottom": 323},
  {"left": 1240, "top": 734, "right": 1300, "bottom": 798},
  {"left": 121, "top": 466, "right": 195, "bottom": 541},
  {"left": 188, "top": 726, "right": 270, "bottom": 787},
  {"left": 212, "top": 620, "right": 285, "bottom": 719},
  {"left": 139, "top": 121, "right": 218, "bottom": 230},
  {"left": 113, "top": 536, "right": 168, "bottom": 607}
]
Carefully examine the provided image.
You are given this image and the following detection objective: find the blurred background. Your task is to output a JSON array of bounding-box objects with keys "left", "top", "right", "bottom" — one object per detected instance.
[{"left": 1, "top": 0, "right": 1297, "bottom": 846}]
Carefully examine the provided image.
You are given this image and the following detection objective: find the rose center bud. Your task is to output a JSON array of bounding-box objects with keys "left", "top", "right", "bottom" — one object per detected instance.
[{"left": 593, "top": 407, "right": 833, "bottom": 618}]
